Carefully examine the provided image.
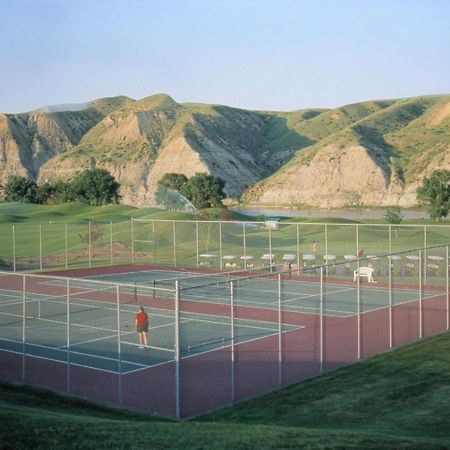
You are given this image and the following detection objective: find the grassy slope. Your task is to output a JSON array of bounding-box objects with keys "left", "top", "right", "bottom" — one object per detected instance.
[{"left": 1, "top": 333, "right": 450, "bottom": 449}]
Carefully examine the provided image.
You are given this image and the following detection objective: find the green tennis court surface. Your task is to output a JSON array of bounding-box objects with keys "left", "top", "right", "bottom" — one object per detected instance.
[
  {"left": 0, "top": 286, "right": 299, "bottom": 374},
  {"left": 84, "top": 268, "right": 442, "bottom": 317}
]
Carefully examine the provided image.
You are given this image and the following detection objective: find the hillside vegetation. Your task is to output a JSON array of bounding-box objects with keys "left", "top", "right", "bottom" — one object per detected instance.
[
  {"left": 1, "top": 93, "right": 449, "bottom": 208},
  {"left": 1, "top": 332, "right": 450, "bottom": 449}
]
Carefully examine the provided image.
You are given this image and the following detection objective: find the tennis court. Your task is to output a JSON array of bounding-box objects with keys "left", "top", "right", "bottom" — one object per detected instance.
[
  {"left": 84, "top": 267, "right": 443, "bottom": 318},
  {"left": 0, "top": 256, "right": 448, "bottom": 418}
]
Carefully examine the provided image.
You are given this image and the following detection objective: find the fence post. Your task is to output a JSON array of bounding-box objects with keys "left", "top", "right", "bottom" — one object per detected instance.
[
  {"left": 357, "top": 258, "right": 361, "bottom": 360},
  {"left": 174, "top": 281, "right": 181, "bottom": 419},
  {"left": 389, "top": 255, "right": 393, "bottom": 349},
  {"left": 39, "top": 224, "right": 43, "bottom": 272},
  {"left": 447, "top": 245, "right": 449, "bottom": 331},
  {"left": 388, "top": 225, "right": 392, "bottom": 254},
  {"left": 419, "top": 249, "right": 423, "bottom": 339},
  {"left": 196, "top": 221, "right": 199, "bottom": 268},
  {"left": 278, "top": 273, "right": 282, "bottom": 386},
  {"left": 355, "top": 224, "right": 359, "bottom": 258},
  {"left": 423, "top": 226, "right": 427, "bottom": 285},
  {"left": 324, "top": 224, "right": 328, "bottom": 258},
  {"left": 88, "top": 222, "right": 92, "bottom": 268},
  {"left": 173, "top": 221, "right": 177, "bottom": 267},
  {"left": 116, "top": 284, "right": 122, "bottom": 407},
  {"left": 242, "top": 222, "right": 247, "bottom": 261},
  {"left": 65, "top": 223, "right": 68, "bottom": 270},
  {"left": 66, "top": 279, "right": 71, "bottom": 394},
  {"left": 110, "top": 222, "right": 113, "bottom": 266},
  {"left": 230, "top": 281, "right": 235, "bottom": 402},
  {"left": 21, "top": 274, "right": 26, "bottom": 382},
  {"left": 12, "top": 225, "right": 16, "bottom": 272},
  {"left": 131, "top": 218, "right": 134, "bottom": 264},
  {"left": 320, "top": 266, "right": 324, "bottom": 373},
  {"left": 219, "top": 222, "right": 223, "bottom": 270},
  {"left": 296, "top": 224, "right": 300, "bottom": 276}
]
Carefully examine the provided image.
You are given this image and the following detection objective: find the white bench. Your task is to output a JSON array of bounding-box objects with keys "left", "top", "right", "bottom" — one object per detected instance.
[{"left": 353, "top": 266, "right": 374, "bottom": 283}]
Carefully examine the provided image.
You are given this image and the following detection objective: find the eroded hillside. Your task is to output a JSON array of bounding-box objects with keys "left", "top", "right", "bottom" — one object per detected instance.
[{"left": 1, "top": 93, "right": 449, "bottom": 207}]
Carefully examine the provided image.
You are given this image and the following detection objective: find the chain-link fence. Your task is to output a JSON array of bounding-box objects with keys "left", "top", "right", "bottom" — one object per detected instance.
[{"left": 1, "top": 243, "right": 449, "bottom": 418}]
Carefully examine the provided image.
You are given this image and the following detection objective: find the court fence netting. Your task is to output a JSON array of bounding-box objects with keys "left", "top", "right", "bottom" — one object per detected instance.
[
  {"left": 0, "top": 243, "right": 449, "bottom": 418},
  {"left": 1, "top": 218, "right": 450, "bottom": 277}
]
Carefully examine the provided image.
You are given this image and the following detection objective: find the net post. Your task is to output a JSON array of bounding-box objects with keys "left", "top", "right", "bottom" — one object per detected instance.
[
  {"left": 116, "top": 284, "right": 122, "bottom": 407},
  {"left": 230, "top": 281, "right": 235, "bottom": 403},
  {"left": 419, "top": 249, "right": 423, "bottom": 339},
  {"left": 66, "top": 278, "right": 71, "bottom": 394},
  {"left": 319, "top": 266, "right": 324, "bottom": 373},
  {"left": 13, "top": 225, "right": 16, "bottom": 272},
  {"left": 357, "top": 258, "right": 361, "bottom": 360},
  {"left": 39, "top": 224, "right": 43, "bottom": 272},
  {"left": 21, "top": 274, "right": 26, "bottom": 383},
  {"left": 174, "top": 281, "right": 181, "bottom": 419},
  {"left": 277, "top": 273, "right": 282, "bottom": 386}
]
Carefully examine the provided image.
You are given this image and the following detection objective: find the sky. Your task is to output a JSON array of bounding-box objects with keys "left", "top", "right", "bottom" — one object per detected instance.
[{"left": 1, "top": 0, "right": 449, "bottom": 113}]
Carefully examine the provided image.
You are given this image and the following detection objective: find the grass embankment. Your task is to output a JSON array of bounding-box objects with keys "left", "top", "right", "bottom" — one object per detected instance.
[{"left": 1, "top": 332, "right": 450, "bottom": 449}]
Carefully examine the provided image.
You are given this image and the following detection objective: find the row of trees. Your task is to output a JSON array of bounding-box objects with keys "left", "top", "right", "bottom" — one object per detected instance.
[{"left": 1, "top": 169, "right": 121, "bottom": 206}]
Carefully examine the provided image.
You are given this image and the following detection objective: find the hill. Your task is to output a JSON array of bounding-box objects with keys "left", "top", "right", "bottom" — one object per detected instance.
[
  {"left": 1, "top": 332, "right": 449, "bottom": 448},
  {"left": 1, "top": 93, "right": 449, "bottom": 207}
]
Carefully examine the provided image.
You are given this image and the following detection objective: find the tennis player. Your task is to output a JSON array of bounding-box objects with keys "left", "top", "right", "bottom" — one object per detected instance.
[{"left": 135, "top": 306, "right": 149, "bottom": 349}]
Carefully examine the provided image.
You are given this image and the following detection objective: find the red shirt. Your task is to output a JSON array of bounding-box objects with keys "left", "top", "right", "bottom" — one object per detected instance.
[{"left": 136, "top": 311, "right": 149, "bottom": 326}]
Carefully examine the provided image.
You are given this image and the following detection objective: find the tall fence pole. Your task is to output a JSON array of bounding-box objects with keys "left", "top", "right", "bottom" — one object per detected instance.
[
  {"left": 65, "top": 223, "right": 68, "bottom": 270},
  {"left": 357, "top": 258, "right": 361, "bottom": 360},
  {"left": 21, "top": 274, "right": 26, "bottom": 382},
  {"left": 296, "top": 224, "right": 300, "bottom": 275},
  {"left": 131, "top": 218, "right": 135, "bottom": 264},
  {"left": 320, "top": 267, "right": 324, "bottom": 373},
  {"left": 242, "top": 222, "right": 247, "bottom": 261},
  {"left": 173, "top": 221, "right": 177, "bottom": 267},
  {"left": 278, "top": 273, "right": 282, "bottom": 386},
  {"left": 116, "top": 284, "right": 122, "bottom": 407},
  {"left": 355, "top": 224, "right": 359, "bottom": 257},
  {"left": 447, "top": 245, "right": 449, "bottom": 331},
  {"left": 389, "top": 255, "right": 393, "bottom": 348},
  {"left": 388, "top": 225, "right": 392, "bottom": 254},
  {"left": 110, "top": 222, "right": 113, "bottom": 266},
  {"left": 39, "top": 224, "right": 43, "bottom": 271},
  {"left": 174, "top": 281, "right": 181, "bottom": 419},
  {"left": 88, "top": 222, "right": 92, "bottom": 268},
  {"left": 12, "top": 225, "right": 16, "bottom": 272},
  {"left": 419, "top": 250, "right": 423, "bottom": 339},
  {"left": 66, "top": 279, "right": 71, "bottom": 394},
  {"left": 324, "top": 224, "right": 328, "bottom": 258},
  {"left": 196, "top": 221, "right": 199, "bottom": 268},
  {"left": 230, "top": 281, "right": 235, "bottom": 402},
  {"left": 219, "top": 222, "right": 223, "bottom": 270},
  {"left": 424, "top": 227, "right": 427, "bottom": 285}
]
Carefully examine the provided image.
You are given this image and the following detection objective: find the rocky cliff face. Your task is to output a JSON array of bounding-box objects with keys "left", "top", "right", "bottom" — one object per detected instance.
[{"left": 1, "top": 93, "right": 449, "bottom": 207}]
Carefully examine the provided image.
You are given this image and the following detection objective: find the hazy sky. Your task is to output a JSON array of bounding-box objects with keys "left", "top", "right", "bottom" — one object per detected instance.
[{"left": 1, "top": 0, "right": 449, "bottom": 113}]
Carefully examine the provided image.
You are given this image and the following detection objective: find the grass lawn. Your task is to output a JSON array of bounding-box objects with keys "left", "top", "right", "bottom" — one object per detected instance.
[{"left": 1, "top": 332, "right": 450, "bottom": 449}]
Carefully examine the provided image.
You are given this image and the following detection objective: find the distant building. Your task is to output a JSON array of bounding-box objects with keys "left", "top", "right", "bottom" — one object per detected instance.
[{"left": 265, "top": 217, "right": 280, "bottom": 229}]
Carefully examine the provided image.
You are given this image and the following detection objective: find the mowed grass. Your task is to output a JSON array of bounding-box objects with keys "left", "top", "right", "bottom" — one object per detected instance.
[{"left": 1, "top": 332, "right": 450, "bottom": 449}]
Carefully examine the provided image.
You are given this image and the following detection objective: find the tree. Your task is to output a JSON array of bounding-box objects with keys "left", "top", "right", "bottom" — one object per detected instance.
[
  {"left": 158, "top": 173, "right": 188, "bottom": 192},
  {"left": 69, "top": 168, "right": 121, "bottom": 206},
  {"left": 416, "top": 170, "right": 450, "bottom": 220},
  {"left": 384, "top": 207, "right": 402, "bottom": 224},
  {"left": 180, "top": 173, "right": 226, "bottom": 209},
  {"left": 4, "top": 175, "right": 38, "bottom": 203}
]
